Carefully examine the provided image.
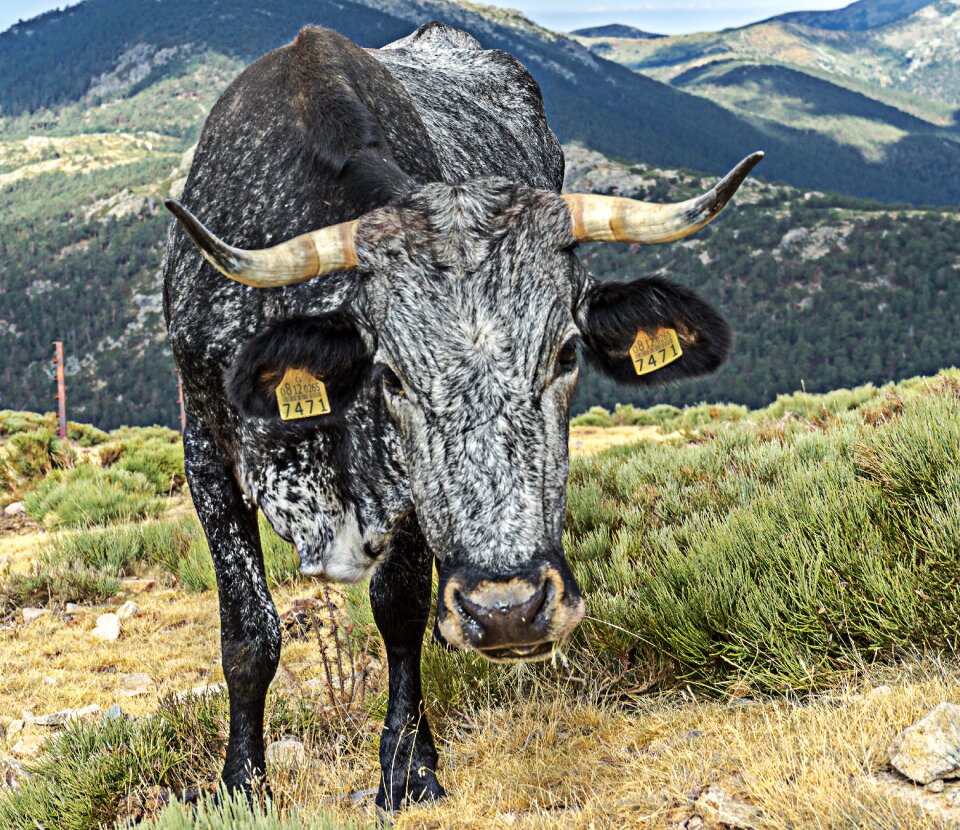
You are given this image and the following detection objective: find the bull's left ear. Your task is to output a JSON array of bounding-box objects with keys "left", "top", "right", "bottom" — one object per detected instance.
[{"left": 576, "top": 277, "right": 731, "bottom": 385}]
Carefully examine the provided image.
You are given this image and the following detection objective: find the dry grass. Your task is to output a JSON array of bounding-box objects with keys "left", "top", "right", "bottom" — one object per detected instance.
[
  {"left": 569, "top": 425, "right": 673, "bottom": 455},
  {"left": 254, "top": 663, "right": 960, "bottom": 829},
  {"left": 3, "top": 422, "right": 959, "bottom": 828}
]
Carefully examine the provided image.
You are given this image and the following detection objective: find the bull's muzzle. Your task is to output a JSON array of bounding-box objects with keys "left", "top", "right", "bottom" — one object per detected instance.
[{"left": 437, "top": 559, "right": 585, "bottom": 662}]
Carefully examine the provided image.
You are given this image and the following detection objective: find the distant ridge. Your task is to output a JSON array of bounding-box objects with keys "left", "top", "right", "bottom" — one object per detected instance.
[
  {"left": 758, "top": 0, "right": 934, "bottom": 31},
  {"left": 570, "top": 24, "right": 664, "bottom": 39}
]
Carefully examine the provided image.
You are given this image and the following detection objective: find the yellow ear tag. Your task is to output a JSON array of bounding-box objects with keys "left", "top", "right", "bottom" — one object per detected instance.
[
  {"left": 275, "top": 367, "right": 331, "bottom": 420},
  {"left": 629, "top": 327, "right": 683, "bottom": 376}
]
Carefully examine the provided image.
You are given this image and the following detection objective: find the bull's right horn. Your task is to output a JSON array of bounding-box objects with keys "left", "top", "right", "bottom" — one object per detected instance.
[
  {"left": 165, "top": 201, "right": 359, "bottom": 288},
  {"left": 562, "top": 151, "right": 764, "bottom": 244}
]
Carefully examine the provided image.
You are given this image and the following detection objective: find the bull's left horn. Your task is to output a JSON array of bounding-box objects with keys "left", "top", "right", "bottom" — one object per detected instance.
[
  {"left": 562, "top": 151, "right": 764, "bottom": 244},
  {"left": 165, "top": 201, "right": 359, "bottom": 287}
]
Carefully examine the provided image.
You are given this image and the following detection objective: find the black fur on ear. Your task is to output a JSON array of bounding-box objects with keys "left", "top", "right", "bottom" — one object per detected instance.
[
  {"left": 579, "top": 277, "right": 732, "bottom": 386},
  {"left": 226, "top": 313, "right": 370, "bottom": 424}
]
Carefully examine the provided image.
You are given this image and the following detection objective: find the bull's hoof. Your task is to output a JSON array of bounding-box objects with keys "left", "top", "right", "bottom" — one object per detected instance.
[{"left": 375, "top": 769, "right": 446, "bottom": 814}]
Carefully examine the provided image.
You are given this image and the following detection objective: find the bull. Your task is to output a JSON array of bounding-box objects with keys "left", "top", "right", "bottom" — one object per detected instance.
[{"left": 163, "top": 21, "right": 762, "bottom": 811}]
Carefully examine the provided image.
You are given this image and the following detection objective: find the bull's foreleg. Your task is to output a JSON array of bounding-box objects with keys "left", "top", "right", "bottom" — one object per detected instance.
[
  {"left": 370, "top": 518, "right": 446, "bottom": 812},
  {"left": 184, "top": 423, "right": 281, "bottom": 794}
]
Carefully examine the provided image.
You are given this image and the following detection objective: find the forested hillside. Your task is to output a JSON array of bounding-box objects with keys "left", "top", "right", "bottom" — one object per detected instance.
[{"left": 1, "top": 0, "right": 959, "bottom": 428}]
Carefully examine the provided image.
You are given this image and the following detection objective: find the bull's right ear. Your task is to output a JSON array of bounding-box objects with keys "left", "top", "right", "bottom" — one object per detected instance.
[{"left": 226, "top": 314, "right": 370, "bottom": 423}]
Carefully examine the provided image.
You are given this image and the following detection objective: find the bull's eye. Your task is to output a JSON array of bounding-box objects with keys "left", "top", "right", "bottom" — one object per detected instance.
[
  {"left": 381, "top": 366, "right": 405, "bottom": 396},
  {"left": 557, "top": 340, "right": 579, "bottom": 374}
]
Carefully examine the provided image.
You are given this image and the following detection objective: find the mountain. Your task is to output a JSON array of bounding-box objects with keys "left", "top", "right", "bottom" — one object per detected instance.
[
  {"left": 574, "top": 0, "right": 960, "bottom": 108},
  {"left": 2, "top": 0, "right": 960, "bottom": 205},
  {"left": 573, "top": 0, "right": 960, "bottom": 204},
  {"left": 762, "top": 0, "right": 935, "bottom": 30},
  {"left": 1, "top": 0, "right": 960, "bottom": 428},
  {"left": 570, "top": 24, "right": 663, "bottom": 39}
]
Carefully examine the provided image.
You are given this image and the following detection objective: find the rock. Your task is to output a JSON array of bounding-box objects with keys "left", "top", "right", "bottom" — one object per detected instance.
[
  {"left": 173, "top": 681, "right": 226, "bottom": 701},
  {"left": 119, "top": 577, "right": 156, "bottom": 594},
  {"left": 92, "top": 613, "right": 122, "bottom": 641},
  {"left": 116, "top": 785, "right": 172, "bottom": 826},
  {"left": 265, "top": 738, "right": 307, "bottom": 767},
  {"left": 65, "top": 603, "right": 81, "bottom": 614},
  {"left": 21, "top": 607, "right": 49, "bottom": 624},
  {"left": 11, "top": 734, "right": 47, "bottom": 759},
  {"left": 103, "top": 705, "right": 124, "bottom": 721},
  {"left": 118, "top": 672, "right": 154, "bottom": 697},
  {"left": 6, "top": 719, "right": 23, "bottom": 739},
  {"left": 30, "top": 704, "right": 100, "bottom": 727},
  {"left": 3, "top": 502, "right": 25, "bottom": 517},
  {"left": 115, "top": 600, "right": 140, "bottom": 620},
  {"left": 0, "top": 756, "right": 23, "bottom": 791},
  {"left": 694, "top": 784, "right": 762, "bottom": 829},
  {"left": 889, "top": 703, "right": 960, "bottom": 784},
  {"left": 871, "top": 772, "right": 960, "bottom": 823},
  {"left": 927, "top": 779, "right": 946, "bottom": 794}
]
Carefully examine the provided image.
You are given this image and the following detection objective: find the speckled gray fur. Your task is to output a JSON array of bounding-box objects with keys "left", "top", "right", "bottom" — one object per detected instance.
[
  {"left": 162, "top": 22, "right": 570, "bottom": 804},
  {"left": 164, "top": 22, "right": 566, "bottom": 582}
]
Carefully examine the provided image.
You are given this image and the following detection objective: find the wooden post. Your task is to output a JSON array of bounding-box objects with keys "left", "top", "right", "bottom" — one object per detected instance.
[
  {"left": 52, "top": 341, "right": 67, "bottom": 440},
  {"left": 175, "top": 371, "right": 186, "bottom": 435}
]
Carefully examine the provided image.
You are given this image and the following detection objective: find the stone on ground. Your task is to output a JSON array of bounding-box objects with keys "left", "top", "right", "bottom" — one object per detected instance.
[
  {"left": 118, "top": 672, "right": 154, "bottom": 696},
  {"left": 115, "top": 600, "right": 140, "bottom": 620},
  {"left": 265, "top": 738, "right": 307, "bottom": 767},
  {"left": 21, "top": 607, "right": 49, "bottom": 624},
  {"left": 92, "top": 612, "right": 122, "bottom": 641},
  {"left": 3, "top": 502, "right": 25, "bottom": 517},
  {"left": 30, "top": 704, "right": 100, "bottom": 727},
  {"left": 694, "top": 784, "right": 762, "bottom": 829},
  {"left": 889, "top": 702, "right": 960, "bottom": 784}
]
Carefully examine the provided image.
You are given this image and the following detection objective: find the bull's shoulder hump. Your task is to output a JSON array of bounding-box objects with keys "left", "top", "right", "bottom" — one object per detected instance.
[{"left": 380, "top": 21, "right": 482, "bottom": 53}]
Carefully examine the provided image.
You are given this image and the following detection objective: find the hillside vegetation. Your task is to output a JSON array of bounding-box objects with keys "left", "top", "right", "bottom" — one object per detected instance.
[{"left": 1, "top": 371, "right": 959, "bottom": 827}]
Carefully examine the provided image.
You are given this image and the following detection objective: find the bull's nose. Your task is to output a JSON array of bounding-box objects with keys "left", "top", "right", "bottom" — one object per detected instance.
[
  {"left": 439, "top": 566, "right": 584, "bottom": 662},
  {"left": 457, "top": 581, "right": 549, "bottom": 649}
]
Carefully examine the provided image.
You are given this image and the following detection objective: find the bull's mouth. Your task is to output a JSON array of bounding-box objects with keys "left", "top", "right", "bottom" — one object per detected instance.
[{"left": 477, "top": 641, "right": 556, "bottom": 663}]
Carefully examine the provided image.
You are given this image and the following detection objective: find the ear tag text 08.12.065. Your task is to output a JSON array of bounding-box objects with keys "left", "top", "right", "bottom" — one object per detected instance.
[
  {"left": 629, "top": 328, "right": 683, "bottom": 376},
  {"left": 276, "top": 367, "right": 331, "bottom": 420}
]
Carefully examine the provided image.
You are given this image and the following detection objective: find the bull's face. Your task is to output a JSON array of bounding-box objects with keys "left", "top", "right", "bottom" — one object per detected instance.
[{"left": 168, "top": 153, "right": 761, "bottom": 662}]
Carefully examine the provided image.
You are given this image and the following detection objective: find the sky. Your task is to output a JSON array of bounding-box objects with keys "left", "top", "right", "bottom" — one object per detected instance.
[{"left": 0, "top": 0, "right": 852, "bottom": 36}]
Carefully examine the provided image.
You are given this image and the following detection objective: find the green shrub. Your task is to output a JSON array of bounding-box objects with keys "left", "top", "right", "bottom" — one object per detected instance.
[
  {"left": 1, "top": 513, "right": 297, "bottom": 605},
  {"left": 139, "top": 792, "right": 370, "bottom": 830},
  {"left": 571, "top": 406, "right": 613, "bottom": 428},
  {"left": 111, "top": 441, "right": 186, "bottom": 495},
  {"left": 7, "top": 428, "right": 76, "bottom": 480},
  {"left": 0, "top": 411, "right": 107, "bottom": 446},
  {"left": 0, "top": 688, "right": 369, "bottom": 830},
  {"left": 390, "top": 381, "right": 960, "bottom": 698},
  {"left": 98, "top": 427, "right": 185, "bottom": 495},
  {"left": 24, "top": 464, "right": 164, "bottom": 529},
  {"left": 176, "top": 515, "right": 299, "bottom": 593},
  {"left": 0, "top": 409, "right": 46, "bottom": 437}
]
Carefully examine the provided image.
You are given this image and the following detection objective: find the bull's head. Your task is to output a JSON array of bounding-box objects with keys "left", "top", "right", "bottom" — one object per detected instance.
[{"left": 167, "top": 152, "right": 762, "bottom": 662}]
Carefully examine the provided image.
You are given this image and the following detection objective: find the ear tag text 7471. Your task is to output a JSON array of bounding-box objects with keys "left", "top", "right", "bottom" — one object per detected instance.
[
  {"left": 276, "top": 367, "right": 331, "bottom": 420},
  {"left": 629, "top": 327, "right": 683, "bottom": 376}
]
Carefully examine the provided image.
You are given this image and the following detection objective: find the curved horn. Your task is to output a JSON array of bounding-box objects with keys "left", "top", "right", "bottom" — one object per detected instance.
[
  {"left": 562, "top": 151, "right": 764, "bottom": 244},
  {"left": 164, "top": 201, "right": 359, "bottom": 288}
]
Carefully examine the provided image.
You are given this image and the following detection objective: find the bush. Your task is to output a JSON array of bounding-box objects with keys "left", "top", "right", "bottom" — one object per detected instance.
[
  {"left": 109, "top": 441, "right": 186, "bottom": 495},
  {"left": 0, "top": 428, "right": 76, "bottom": 502},
  {"left": 0, "top": 410, "right": 107, "bottom": 445},
  {"left": 391, "top": 381, "right": 960, "bottom": 698},
  {"left": 0, "top": 689, "right": 370, "bottom": 830},
  {"left": 140, "top": 793, "right": 370, "bottom": 830},
  {"left": 24, "top": 464, "right": 164, "bottom": 529},
  {"left": 99, "top": 426, "right": 185, "bottom": 495},
  {"left": 2, "top": 513, "right": 298, "bottom": 605},
  {"left": 571, "top": 406, "right": 613, "bottom": 428}
]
